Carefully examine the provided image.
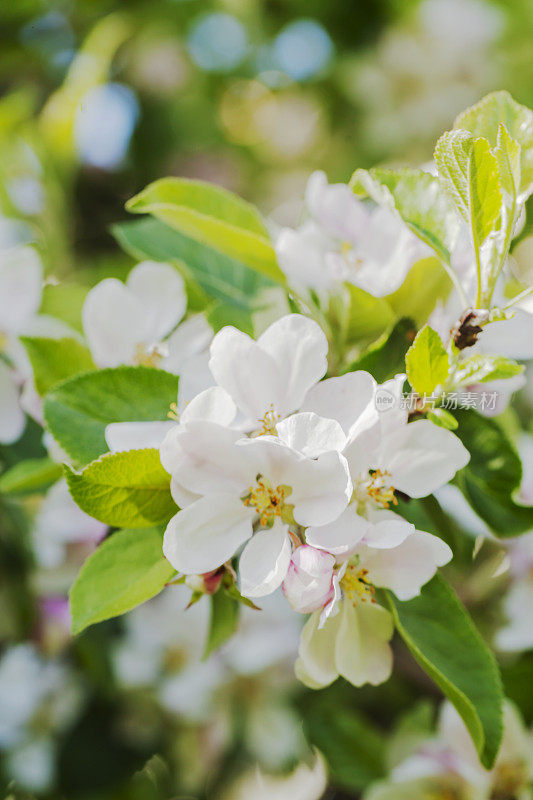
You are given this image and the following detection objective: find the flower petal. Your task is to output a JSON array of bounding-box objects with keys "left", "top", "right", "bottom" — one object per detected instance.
[
  {"left": 239, "top": 522, "right": 292, "bottom": 598},
  {"left": 209, "top": 326, "right": 282, "bottom": 425},
  {"left": 335, "top": 601, "right": 393, "bottom": 687},
  {"left": 82, "top": 278, "right": 148, "bottom": 367},
  {"left": 163, "top": 494, "right": 254, "bottom": 573},
  {"left": 362, "top": 509, "right": 415, "bottom": 549},
  {"left": 105, "top": 421, "right": 175, "bottom": 452},
  {"left": 160, "top": 420, "right": 253, "bottom": 495},
  {"left": 306, "top": 505, "right": 370, "bottom": 557},
  {"left": 163, "top": 314, "right": 213, "bottom": 374},
  {"left": 296, "top": 609, "right": 342, "bottom": 688},
  {"left": 360, "top": 531, "right": 452, "bottom": 600},
  {"left": 289, "top": 450, "right": 352, "bottom": 527},
  {"left": 378, "top": 419, "right": 470, "bottom": 498},
  {"left": 257, "top": 314, "right": 328, "bottom": 417},
  {"left": 126, "top": 261, "right": 187, "bottom": 340},
  {"left": 180, "top": 386, "right": 236, "bottom": 427},
  {"left": 276, "top": 411, "right": 346, "bottom": 458}
]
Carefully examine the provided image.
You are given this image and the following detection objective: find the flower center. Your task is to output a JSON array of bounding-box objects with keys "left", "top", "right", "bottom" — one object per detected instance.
[
  {"left": 340, "top": 563, "right": 375, "bottom": 605},
  {"left": 255, "top": 404, "right": 280, "bottom": 436},
  {"left": 491, "top": 760, "right": 528, "bottom": 800},
  {"left": 243, "top": 477, "right": 287, "bottom": 526},
  {"left": 134, "top": 342, "right": 165, "bottom": 368},
  {"left": 364, "top": 469, "right": 398, "bottom": 509}
]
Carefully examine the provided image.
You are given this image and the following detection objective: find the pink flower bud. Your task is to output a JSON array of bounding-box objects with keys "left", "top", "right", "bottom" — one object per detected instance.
[{"left": 282, "top": 545, "right": 335, "bottom": 614}]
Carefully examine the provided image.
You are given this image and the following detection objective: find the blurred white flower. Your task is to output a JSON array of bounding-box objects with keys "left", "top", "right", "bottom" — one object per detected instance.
[
  {"left": 0, "top": 246, "right": 72, "bottom": 443},
  {"left": 365, "top": 701, "right": 533, "bottom": 800},
  {"left": 276, "top": 171, "right": 428, "bottom": 298},
  {"left": 222, "top": 751, "right": 328, "bottom": 800}
]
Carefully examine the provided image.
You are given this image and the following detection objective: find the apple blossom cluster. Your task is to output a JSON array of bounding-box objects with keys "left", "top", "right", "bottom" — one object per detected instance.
[{"left": 155, "top": 314, "right": 468, "bottom": 688}]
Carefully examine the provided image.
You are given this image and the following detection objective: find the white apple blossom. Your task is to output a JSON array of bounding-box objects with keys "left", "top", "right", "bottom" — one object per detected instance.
[
  {"left": 0, "top": 246, "right": 72, "bottom": 443},
  {"left": 223, "top": 752, "right": 327, "bottom": 800},
  {"left": 161, "top": 408, "right": 352, "bottom": 598},
  {"left": 275, "top": 170, "right": 429, "bottom": 298},
  {"left": 208, "top": 313, "right": 329, "bottom": 431},
  {"left": 365, "top": 701, "right": 533, "bottom": 800},
  {"left": 82, "top": 259, "right": 213, "bottom": 402}
]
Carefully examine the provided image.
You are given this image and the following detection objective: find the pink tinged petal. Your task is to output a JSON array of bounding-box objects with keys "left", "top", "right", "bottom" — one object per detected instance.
[
  {"left": 0, "top": 362, "right": 25, "bottom": 444},
  {"left": 306, "top": 505, "right": 370, "bottom": 557},
  {"left": 163, "top": 314, "right": 213, "bottom": 374},
  {"left": 209, "top": 325, "right": 283, "bottom": 425},
  {"left": 82, "top": 278, "right": 148, "bottom": 367},
  {"left": 126, "top": 261, "right": 187, "bottom": 340},
  {"left": 105, "top": 421, "right": 175, "bottom": 453},
  {"left": 359, "top": 531, "right": 452, "bottom": 600},
  {"left": 282, "top": 545, "right": 335, "bottom": 614},
  {"left": 362, "top": 510, "right": 415, "bottom": 549},
  {"left": 239, "top": 522, "right": 292, "bottom": 598},
  {"left": 296, "top": 609, "right": 342, "bottom": 688},
  {"left": 378, "top": 419, "right": 470, "bottom": 498},
  {"left": 162, "top": 494, "right": 254, "bottom": 574},
  {"left": 180, "top": 386, "right": 236, "bottom": 426},
  {"left": 289, "top": 450, "right": 353, "bottom": 527},
  {"left": 335, "top": 601, "right": 394, "bottom": 687},
  {"left": 257, "top": 314, "right": 328, "bottom": 417},
  {"left": 160, "top": 420, "right": 254, "bottom": 495},
  {"left": 0, "top": 246, "right": 42, "bottom": 332},
  {"left": 275, "top": 412, "right": 347, "bottom": 458}
]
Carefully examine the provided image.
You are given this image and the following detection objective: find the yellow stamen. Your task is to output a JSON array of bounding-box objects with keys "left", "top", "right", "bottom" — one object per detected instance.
[
  {"left": 340, "top": 563, "right": 375, "bottom": 605},
  {"left": 255, "top": 404, "right": 280, "bottom": 436},
  {"left": 244, "top": 477, "right": 286, "bottom": 526},
  {"left": 167, "top": 402, "right": 179, "bottom": 421},
  {"left": 365, "top": 469, "right": 398, "bottom": 509},
  {"left": 134, "top": 343, "right": 163, "bottom": 368}
]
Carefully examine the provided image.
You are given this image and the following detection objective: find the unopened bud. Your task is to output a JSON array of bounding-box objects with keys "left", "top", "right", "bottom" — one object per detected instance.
[{"left": 282, "top": 545, "right": 335, "bottom": 614}]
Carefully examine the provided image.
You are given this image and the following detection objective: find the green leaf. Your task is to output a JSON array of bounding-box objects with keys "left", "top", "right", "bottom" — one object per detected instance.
[
  {"left": 385, "top": 574, "right": 503, "bottom": 769},
  {"left": 43, "top": 366, "right": 179, "bottom": 465},
  {"left": 70, "top": 527, "right": 175, "bottom": 634},
  {"left": 39, "top": 283, "right": 88, "bottom": 335},
  {"left": 125, "top": 178, "right": 285, "bottom": 284},
  {"left": 203, "top": 589, "right": 239, "bottom": 659},
  {"left": 65, "top": 449, "right": 177, "bottom": 528},
  {"left": 493, "top": 124, "right": 521, "bottom": 212},
  {"left": 427, "top": 407, "right": 458, "bottom": 430},
  {"left": 345, "top": 284, "right": 395, "bottom": 343},
  {"left": 434, "top": 131, "right": 502, "bottom": 245},
  {"left": 21, "top": 336, "right": 95, "bottom": 396},
  {"left": 453, "top": 353, "right": 524, "bottom": 386},
  {"left": 0, "top": 458, "right": 62, "bottom": 495},
  {"left": 112, "top": 217, "right": 274, "bottom": 335},
  {"left": 344, "top": 318, "right": 416, "bottom": 383},
  {"left": 351, "top": 167, "right": 459, "bottom": 264},
  {"left": 454, "top": 409, "right": 533, "bottom": 536},
  {"left": 405, "top": 325, "right": 450, "bottom": 396},
  {"left": 453, "top": 90, "right": 533, "bottom": 201}
]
